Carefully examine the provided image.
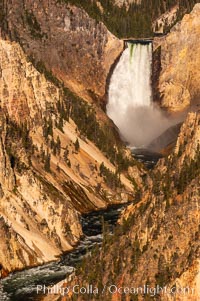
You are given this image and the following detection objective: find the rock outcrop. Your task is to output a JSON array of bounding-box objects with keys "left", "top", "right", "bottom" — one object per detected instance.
[
  {"left": 0, "top": 38, "right": 60, "bottom": 123},
  {"left": 152, "top": 4, "right": 179, "bottom": 34},
  {"left": 1, "top": 0, "right": 123, "bottom": 104},
  {"left": 154, "top": 4, "right": 200, "bottom": 111}
]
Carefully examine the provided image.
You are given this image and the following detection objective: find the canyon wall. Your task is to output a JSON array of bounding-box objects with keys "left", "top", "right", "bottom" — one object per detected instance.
[
  {"left": 0, "top": 0, "right": 199, "bottom": 281},
  {"left": 115, "top": 111, "right": 200, "bottom": 301},
  {"left": 1, "top": 0, "right": 123, "bottom": 104},
  {"left": 154, "top": 4, "right": 200, "bottom": 111}
]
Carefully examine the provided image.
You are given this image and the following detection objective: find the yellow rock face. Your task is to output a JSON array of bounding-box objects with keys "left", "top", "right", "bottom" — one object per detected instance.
[
  {"left": 155, "top": 4, "right": 200, "bottom": 111},
  {"left": 0, "top": 39, "right": 60, "bottom": 123}
]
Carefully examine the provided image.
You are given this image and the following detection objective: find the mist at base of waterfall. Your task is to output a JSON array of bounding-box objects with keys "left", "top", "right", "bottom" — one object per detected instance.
[{"left": 117, "top": 104, "right": 184, "bottom": 148}]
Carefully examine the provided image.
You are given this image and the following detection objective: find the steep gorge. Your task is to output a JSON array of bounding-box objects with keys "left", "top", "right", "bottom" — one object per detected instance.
[
  {"left": 39, "top": 4, "right": 200, "bottom": 301},
  {"left": 0, "top": 34, "right": 142, "bottom": 276},
  {"left": 46, "top": 103, "right": 200, "bottom": 301},
  {"left": 0, "top": 0, "right": 199, "bottom": 294}
]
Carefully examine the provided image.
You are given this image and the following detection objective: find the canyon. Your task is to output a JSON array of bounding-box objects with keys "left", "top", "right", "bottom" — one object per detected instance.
[
  {"left": 0, "top": 1, "right": 199, "bottom": 301},
  {"left": 41, "top": 111, "right": 200, "bottom": 301},
  {"left": 34, "top": 4, "right": 200, "bottom": 301},
  {"left": 0, "top": 3, "right": 143, "bottom": 277}
]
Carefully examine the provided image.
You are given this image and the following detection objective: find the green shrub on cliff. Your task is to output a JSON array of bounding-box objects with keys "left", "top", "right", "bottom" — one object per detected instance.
[{"left": 99, "top": 162, "right": 122, "bottom": 189}]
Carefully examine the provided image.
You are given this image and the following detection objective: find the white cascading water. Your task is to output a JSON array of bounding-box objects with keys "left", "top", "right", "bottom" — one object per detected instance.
[{"left": 107, "top": 42, "right": 153, "bottom": 147}]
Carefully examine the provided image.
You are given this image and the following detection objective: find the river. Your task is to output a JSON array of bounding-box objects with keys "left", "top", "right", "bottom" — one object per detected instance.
[
  {"left": 131, "top": 148, "right": 163, "bottom": 169},
  {"left": 0, "top": 204, "right": 126, "bottom": 301},
  {"left": 0, "top": 149, "right": 162, "bottom": 301}
]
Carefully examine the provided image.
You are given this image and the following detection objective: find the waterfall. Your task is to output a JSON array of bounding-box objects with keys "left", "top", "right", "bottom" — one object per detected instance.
[{"left": 107, "top": 42, "right": 153, "bottom": 147}]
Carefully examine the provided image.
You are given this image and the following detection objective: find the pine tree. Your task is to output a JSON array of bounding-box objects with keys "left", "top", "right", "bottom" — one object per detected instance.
[
  {"left": 63, "top": 145, "right": 69, "bottom": 162},
  {"left": 40, "top": 144, "right": 45, "bottom": 162},
  {"left": 56, "top": 136, "right": 61, "bottom": 155},
  {"left": 48, "top": 117, "right": 53, "bottom": 137},
  {"left": 50, "top": 137, "right": 56, "bottom": 155},
  {"left": 43, "top": 116, "right": 53, "bottom": 139},
  {"left": 44, "top": 151, "right": 51, "bottom": 172},
  {"left": 74, "top": 138, "right": 80, "bottom": 152},
  {"left": 67, "top": 160, "right": 71, "bottom": 168},
  {"left": 100, "top": 162, "right": 105, "bottom": 176},
  {"left": 56, "top": 162, "right": 60, "bottom": 172},
  {"left": 58, "top": 117, "right": 64, "bottom": 132}
]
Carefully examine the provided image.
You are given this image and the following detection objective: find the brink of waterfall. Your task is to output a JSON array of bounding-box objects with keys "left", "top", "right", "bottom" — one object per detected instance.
[{"left": 107, "top": 42, "right": 183, "bottom": 148}]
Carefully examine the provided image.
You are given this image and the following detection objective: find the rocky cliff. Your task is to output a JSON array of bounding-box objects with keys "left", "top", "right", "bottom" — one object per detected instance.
[
  {"left": 44, "top": 110, "right": 199, "bottom": 301},
  {"left": 0, "top": 35, "right": 143, "bottom": 276},
  {"left": 154, "top": 4, "right": 200, "bottom": 111},
  {"left": 1, "top": 0, "right": 123, "bottom": 104},
  {"left": 39, "top": 4, "right": 200, "bottom": 298},
  {"left": 152, "top": 4, "right": 179, "bottom": 33},
  {"left": 0, "top": 113, "right": 82, "bottom": 276}
]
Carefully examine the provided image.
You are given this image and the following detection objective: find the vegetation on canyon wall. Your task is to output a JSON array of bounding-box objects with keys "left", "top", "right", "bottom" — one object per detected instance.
[
  {"left": 2, "top": 82, "right": 134, "bottom": 187},
  {"left": 58, "top": 0, "right": 199, "bottom": 37}
]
